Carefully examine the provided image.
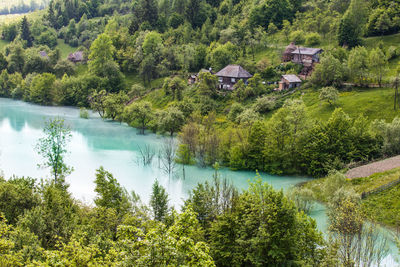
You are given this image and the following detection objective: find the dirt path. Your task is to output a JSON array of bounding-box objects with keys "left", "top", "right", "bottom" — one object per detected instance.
[{"left": 346, "top": 155, "right": 400, "bottom": 179}]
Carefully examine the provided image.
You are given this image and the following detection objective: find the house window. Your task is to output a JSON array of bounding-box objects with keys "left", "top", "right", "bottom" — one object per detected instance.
[
  {"left": 218, "top": 77, "right": 223, "bottom": 83},
  {"left": 231, "top": 78, "right": 236, "bottom": 83}
]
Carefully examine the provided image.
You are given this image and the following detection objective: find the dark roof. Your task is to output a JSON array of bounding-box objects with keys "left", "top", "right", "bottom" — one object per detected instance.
[
  {"left": 39, "top": 51, "right": 48, "bottom": 58},
  {"left": 68, "top": 51, "right": 84, "bottom": 62},
  {"left": 215, "top": 65, "right": 252, "bottom": 79},
  {"left": 291, "top": 47, "right": 322, "bottom": 56},
  {"left": 282, "top": 74, "right": 302, "bottom": 83}
]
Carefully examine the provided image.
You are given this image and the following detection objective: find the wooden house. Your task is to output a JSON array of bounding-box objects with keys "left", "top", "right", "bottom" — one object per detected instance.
[
  {"left": 278, "top": 74, "right": 302, "bottom": 90},
  {"left": 215, "top": 64, "right": 252, "bottom": 90},
  {"left": 68, "top": 51, "right": 84, "bottom": 63},
  {"left": 291, "top": 47, "right": 323, "bottom": 67}
]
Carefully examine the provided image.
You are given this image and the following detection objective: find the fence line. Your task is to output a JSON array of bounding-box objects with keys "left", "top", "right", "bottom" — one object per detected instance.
[{"left": 361, "top": 177, "right": 400, "bottom": 199}]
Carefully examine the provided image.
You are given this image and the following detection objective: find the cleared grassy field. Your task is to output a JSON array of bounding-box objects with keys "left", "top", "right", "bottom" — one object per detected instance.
[
  {"left": 301, "top": 87, "right": 399, "bottom": 122},
  {"left": 56, "top": 39, "right": 76, "bottom": 60}
]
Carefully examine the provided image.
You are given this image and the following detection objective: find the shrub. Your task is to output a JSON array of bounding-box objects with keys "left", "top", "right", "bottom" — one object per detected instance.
[
  {"left": 253, "top": 96, "right": 276, "bottom": 113},
  {"left": 80, "top": 107, "right": 89, "bottom": 119},
  {"left": 305, "top": 32, "right": 321, "bottom": 46},
  {"left": 289, "top": 30, "right": 305, "bottom": 44}
]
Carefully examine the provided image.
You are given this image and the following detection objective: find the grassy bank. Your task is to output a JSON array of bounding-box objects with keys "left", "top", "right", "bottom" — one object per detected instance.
[{"left": 304, "top": 168, "right": 400, "bottom": 229}]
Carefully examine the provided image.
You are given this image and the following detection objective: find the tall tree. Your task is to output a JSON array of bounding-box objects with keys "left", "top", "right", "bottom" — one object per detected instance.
[
  {"left": 150, "top": 180, "right": 169, "bottom": 222},
  {"left": 134, "top": 0, "right": 159, "bottom": 28},
  {"left": 338, "top": 0, "right": 367, "bottom": 48},
  {"left": 35, "top": 118, "right": 73, "bottom": 183},
  {"left": 88, "top": 34, "right": 115, "bottom": 75},
  {"left": 20, "top": 16, "right": 33, "bottom": 47}
]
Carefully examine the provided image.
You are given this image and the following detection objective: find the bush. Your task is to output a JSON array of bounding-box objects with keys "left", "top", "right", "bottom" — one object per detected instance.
[
  {"left": 289, "top": 30, "right": 305, "bottom": 44},
  {"left": 386, "top": 46, "right": 399, "bottom": 60},
  {"left": 305, "top": 32, "right": 321, "bottom": 46},
  {"left": 253, "top": 96, "right": 276, "bottom": 113},
  {"left": 79, "top": 107, "right": 89, "bottom": 119},
  {"left": 228, "top": 103, "right": 244, "bottom": 121}
]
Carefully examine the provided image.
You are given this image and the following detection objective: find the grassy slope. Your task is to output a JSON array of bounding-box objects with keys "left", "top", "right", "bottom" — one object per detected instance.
[
  {"left": 350, "top": 168, "right": 400, "bottom": 228},
  {"left": 304, "top": 168, "right": 400, "bottom": 228},
  {"left": 56, "top": 39, "right": 76, "bottom": 60},
  {"left": 300, "top": 87, "right": 399, "bottom": 122}
]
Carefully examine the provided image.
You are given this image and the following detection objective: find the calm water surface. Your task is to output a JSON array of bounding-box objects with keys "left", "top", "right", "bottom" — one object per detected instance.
[{"left": 0, "top": 98, "right": 398, "bottom": 265}]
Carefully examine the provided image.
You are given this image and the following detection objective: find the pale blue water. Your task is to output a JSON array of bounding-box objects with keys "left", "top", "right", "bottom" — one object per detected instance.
[{"left": 0, "top": 98, "right": 398, "bottom": 265}]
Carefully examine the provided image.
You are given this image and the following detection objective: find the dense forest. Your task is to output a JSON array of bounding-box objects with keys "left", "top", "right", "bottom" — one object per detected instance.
[{"left": 0, "top": 0, "right": 400, "bottom": 265}]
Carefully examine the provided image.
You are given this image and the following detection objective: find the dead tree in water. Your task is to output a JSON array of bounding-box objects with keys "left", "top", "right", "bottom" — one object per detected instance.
[
  {"left": 136, "top": 145, "right": 155, "bottom": 166},
  {"left": 159, "top": 138, "right": 177, "bottom": 177}
]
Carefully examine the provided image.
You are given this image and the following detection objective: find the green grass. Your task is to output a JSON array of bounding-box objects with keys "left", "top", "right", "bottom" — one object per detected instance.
[
  {"left": 56, "top": 39, "right": 76, "bottom": 60},
  {"left": 301, "top": 87, "right": 400, "bottom": 122},
  {"left": 364, "top": 33, "right": 400, "bottom": 50},
  {"left": 0, "top": 39, "right": 9, "bottom": 51},
  {"left": 361, "top": 183, "right": 400, "bottom": 228},
  {"left": 304, "top": 167, "right": 400, "bottom": 228},
  {"left": 125, "top": 73, "right": 165, "bottom": 90}
]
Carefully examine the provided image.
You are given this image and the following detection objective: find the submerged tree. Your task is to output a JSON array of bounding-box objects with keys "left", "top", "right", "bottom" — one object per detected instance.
[
  {"left": 35, "top": 118, "right": 73, "bottom": 183},
  {"left": 328, "top": 188, "right": 389, "bottom": 266},
  {"left": 159, "top": 138, "right": 177, "bottom": 176}
]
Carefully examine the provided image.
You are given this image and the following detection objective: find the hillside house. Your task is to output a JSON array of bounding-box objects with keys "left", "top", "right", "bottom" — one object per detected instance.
[
  {"left": 68, "top": 51, "right": 84, "bottom": 63},
  {"left": 283, "top": 44, "right": 323, "bottom": 78},
  {"left": 215, "top": 64, "right": 252, "bottom": 90},
  {"left": 188, "top": 68, "right": 213, "bottom": 85},
  {"left": 278, "top": 74, "right": 302, "bottom": 90},
  {"left": 291, "top": 47, "right": 323, "bottom": 66}
]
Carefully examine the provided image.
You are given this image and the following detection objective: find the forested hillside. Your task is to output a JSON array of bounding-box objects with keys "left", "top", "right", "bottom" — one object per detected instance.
[
  {"left": 0, "top": 0, "right": 400, "bottom": 265},
  {"left": 0, "top": 0, "right": 399, "bottom": 177}
]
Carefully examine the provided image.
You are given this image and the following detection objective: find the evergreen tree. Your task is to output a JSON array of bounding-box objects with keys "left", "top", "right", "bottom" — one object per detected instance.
[
  {"left": 338, "top": 0, "right": 367, "bottom": 48},
  {"left": 20, "top": 16, "right": 33, "bottom": 47},
  {"left": 150, "top": 180, "right": 169, "bottom": 222},
  {"left": 47, "top": 0, "right": 58, "bottom": 28},
  {"left": 134, "top": 0, "right": 159, "bottom": 28}
]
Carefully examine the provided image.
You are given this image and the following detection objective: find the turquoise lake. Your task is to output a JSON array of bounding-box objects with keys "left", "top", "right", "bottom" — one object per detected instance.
[{"left": 0, "top": 98, "right": 398, "bottom": 265}]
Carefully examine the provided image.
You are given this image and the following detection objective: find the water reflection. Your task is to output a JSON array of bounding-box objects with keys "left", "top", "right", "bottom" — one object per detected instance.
[{"left": 0, "top": 98, "right": 398, "bottom": 264}]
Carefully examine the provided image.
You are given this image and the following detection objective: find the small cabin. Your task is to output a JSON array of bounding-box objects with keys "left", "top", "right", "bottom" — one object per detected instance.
[
  {"left": 215, "top": 64, "right": 252, "bottom": 90},
  {"left": 278, "top": 74, "right": 302, "bottom": 90},
  {"left": 39, "top": 51, "right": 48, "bottom": 59},
  {"left": 291, "top": 47, "right": 323, "bottom": 67},
  {"left": 68, "top": 51, "right": 84, "bottom": 63},
  {"left": 188, "top": 68, "right": 213, "bottom": 85}
]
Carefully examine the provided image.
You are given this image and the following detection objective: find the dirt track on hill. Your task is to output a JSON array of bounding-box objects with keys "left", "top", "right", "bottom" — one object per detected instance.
[{"left": 346, "top": 155, "right": 400, "bottom": 179}]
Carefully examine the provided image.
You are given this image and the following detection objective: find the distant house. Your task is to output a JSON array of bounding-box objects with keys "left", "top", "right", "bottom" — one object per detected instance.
[
  {"left": 39, "top": 51, "right": 48, "bottom": 59},
  {"left": 278, "top": 74, "right": 302, "bottom": 90},
  {"left": 188, "top": 68, "right": 214, "bottom": 85},
  {"left": 215, "top": 64, "right": 252, "bottom": 90},
  {"left": 291, "top": 47, "right": 323, "bottom": 66},
  {"left": 282, "top": 43, "right": 323, "bottom": 78},
  {"left": 68, "top": 51, "right": 84, "bottom": 63}
]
